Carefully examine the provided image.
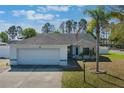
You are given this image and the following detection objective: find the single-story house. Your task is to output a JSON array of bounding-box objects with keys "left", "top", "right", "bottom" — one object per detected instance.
[
  {"left": 0, "top": 38, "right": 10, "bottom": 58},
  {"left": 9, "top": 33, "right": 96, "bottom": 66}
]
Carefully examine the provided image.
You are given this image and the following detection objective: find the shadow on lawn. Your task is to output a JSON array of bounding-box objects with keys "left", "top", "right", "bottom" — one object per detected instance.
[
  {"left": 106, "top": 73, "right": 124, "bottom": 82},
  {"left": 83, "top": 81, "right": 97, "bottom": 88},
  {"left": 63, "top": 59, "right": 83, "bottom": 71},
  {"left": 82, "top": 56, "right": 112, "bottom": 62},
  {"left": 99, "top": 56, "right": 112, "bottom": 62},
  {"left": 97, "top": 73, "right": 124, "bottom": 88}
]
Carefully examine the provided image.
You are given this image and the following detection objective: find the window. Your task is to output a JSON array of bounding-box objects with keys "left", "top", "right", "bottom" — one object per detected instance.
[
  {"left": 83, "top": 48, "right": 89, "bottom": 55},
  {"left": 76, "top": 47, "right": 78, "bottom": 55},
  {"left": 0, "top": 44, "right": 6, "bottom": 46},
  {"left": 91, "top": 48, "right": 95, "bottom": 55}
]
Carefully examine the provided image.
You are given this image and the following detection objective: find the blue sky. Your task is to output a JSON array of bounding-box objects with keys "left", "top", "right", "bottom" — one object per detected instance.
[{"left": 0, "top": 5, "right": 103, "bottom": 32}]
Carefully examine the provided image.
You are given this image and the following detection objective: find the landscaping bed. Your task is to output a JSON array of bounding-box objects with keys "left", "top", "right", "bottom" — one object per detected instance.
[{"left": 0, "top": 59, "right": 10, "bottom": 73}]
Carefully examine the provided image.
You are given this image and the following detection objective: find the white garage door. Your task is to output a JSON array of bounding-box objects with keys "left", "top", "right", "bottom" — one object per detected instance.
[{"left": 17, "top": 48, "right": 60, "bottom": 65}]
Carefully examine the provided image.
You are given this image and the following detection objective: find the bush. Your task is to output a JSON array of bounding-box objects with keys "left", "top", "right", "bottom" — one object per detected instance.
[{"left": 22, "top": 28, "right": 37, "bottom": 39}]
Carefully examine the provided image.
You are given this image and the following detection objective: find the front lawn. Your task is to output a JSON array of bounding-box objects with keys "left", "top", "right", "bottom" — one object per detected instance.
[{"left": 62, "top": 52, "right": 124, "bottom": 88}]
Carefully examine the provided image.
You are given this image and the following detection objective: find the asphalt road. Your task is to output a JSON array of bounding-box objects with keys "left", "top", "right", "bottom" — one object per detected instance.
[{"left": 110, "top": 50, "right": 124, "bottom": 55}]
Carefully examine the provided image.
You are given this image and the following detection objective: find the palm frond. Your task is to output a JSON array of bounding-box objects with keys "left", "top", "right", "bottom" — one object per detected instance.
[
  {"left": 84, "top": 9, "right": 97, "bottom": 20},
  {"left": 110, "top": 12, "right": 124, "bottom": 21}
]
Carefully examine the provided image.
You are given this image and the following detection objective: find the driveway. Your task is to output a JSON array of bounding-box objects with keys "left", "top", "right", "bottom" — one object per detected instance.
[{"left": 0, "top": 65, "right": 62, "bottom": 88}]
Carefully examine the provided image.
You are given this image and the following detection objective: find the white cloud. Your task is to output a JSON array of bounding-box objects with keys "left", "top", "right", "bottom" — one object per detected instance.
[
  {"left": 12, "top": 10, "right": 55, "bottom": 20},
  {"left": 28, "top": 13, "right": 55, "bottom": 20},
  {"left": 37, "top": 6, "right": 70, "bottom": 12},
  {"left": 37, "top": 7, "right": 47, "bottom": 12},
  {"left": 0, "top": 11, "right": 5, "bottom": 14},
  {"left": 12, "top": 10, "right": 26, "bottom": 16},
  {"left": 47, "top": 6, "right": 69, "bottom": 12}
]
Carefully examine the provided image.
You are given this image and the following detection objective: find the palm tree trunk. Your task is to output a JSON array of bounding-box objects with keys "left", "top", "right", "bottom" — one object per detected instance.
[
  {"left": 96, "top": 32, "right": 100, "bottom": 72},
  {"left": 96, "top": 23, "right": 100, "bottom": 72},
  {"left": 106, "top": 31, "right": 107, "bottom": 46}
]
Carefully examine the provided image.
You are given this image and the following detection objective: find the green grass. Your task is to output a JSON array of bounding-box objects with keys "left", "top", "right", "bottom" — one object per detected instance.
[
  {"left": 108, "top": 52, "right": 124, "bottom": 59},
  {"left": 62, "top": 53, "right": 124, "bottom": 88}
]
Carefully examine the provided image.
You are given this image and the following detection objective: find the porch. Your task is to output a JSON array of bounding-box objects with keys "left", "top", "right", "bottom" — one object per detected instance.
[{"left": 68, "top": 45, "right": 96, "bottom": 60}]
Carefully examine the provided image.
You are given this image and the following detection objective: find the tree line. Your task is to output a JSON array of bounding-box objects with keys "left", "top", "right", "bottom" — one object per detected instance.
[
  {"left": 0, "top": 18, "right": 87, "bottom": 43},
  {"left": 0, "top": 26, "right": 37, "bottom": 43},
  {"left": 41, "top": 19, "right": 87, "bottom": 33}
]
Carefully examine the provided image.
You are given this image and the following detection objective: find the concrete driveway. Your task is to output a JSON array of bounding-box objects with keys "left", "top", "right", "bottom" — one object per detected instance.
[{"left": 0, "top": 66, "right": 62, "bottom": 88}]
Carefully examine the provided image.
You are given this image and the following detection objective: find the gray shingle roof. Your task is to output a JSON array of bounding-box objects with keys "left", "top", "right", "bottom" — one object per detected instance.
[{"left": 9, "top": 33, "right": 96, "bottom": 46}]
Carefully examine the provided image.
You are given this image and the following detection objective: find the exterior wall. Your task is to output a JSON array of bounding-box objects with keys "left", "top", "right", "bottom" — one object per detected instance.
[
  {"left": 72, "top": 45, "right": 95, "bottom": 60},
  {"left": 60, "top": 46, "right": 68, "bottom": 66},
  {"left": 0, "top": 45, "right": 10, "bottom": 58},
  {"left": 10, "top": 45, "right": 17, "bottom": 64},
  {"left": 72, "top": 46, "right": 82, "bottom": 59},
  {"left": 9, "top": 44, "right": 68, "bottom": 66}
]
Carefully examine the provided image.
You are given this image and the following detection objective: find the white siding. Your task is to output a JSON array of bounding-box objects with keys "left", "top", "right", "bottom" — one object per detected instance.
[
  {"left": 10, "top": 45, "right": 17, "bottom": 65},
  {"left": 10, "top": 44, "right": 68, "bottom": 66},
  {"left": 0, "top": 45, "right": 9, "bottom": 58},
  {"left": 59, "top": 46, "right": 67, "bottom": 66}
]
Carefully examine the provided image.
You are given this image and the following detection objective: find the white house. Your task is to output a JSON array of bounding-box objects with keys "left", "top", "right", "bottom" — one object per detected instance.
[
  {"left": 9, "top": 33, "right": 96, "bottom": 66},
  {"left": 99, "top": 46, "right": 109, "bottom": 54},
  {"left": 0, "top": 37, "right": 10, "bottom": 58}
]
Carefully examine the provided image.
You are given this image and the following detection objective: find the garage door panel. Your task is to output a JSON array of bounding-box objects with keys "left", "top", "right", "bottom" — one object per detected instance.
[{"left": 18, "top": 48, "right": 60, "bottom": 65}]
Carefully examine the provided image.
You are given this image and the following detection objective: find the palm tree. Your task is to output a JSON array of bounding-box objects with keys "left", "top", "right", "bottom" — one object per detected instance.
[
  {"left": 66, "top": 20, "right": 73, "bottom": 33},
  {"left": 76, "top": 19, "right": 87, "bottom": 40},
  {"left": 78, "top": 6, "right": 123, "bottom": 72},
  {"left": 59, "top": 21, "right": 65, "bottom": 33},
  {"left": 84, "top": 6, "right": 110, "bottom": 72},
  {"left": 42, "top": 23, "right": 54, "bottom": 33},
  {"left": 78, "top": 19, "right": 87, "bottom": 33},
  {"left": 72, "top": 20, "right": 77, "bottom": 33}
]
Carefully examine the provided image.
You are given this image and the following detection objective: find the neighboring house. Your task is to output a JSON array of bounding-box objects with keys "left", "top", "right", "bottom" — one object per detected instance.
[
  {"left": 9, "top": 33, "right": 96, "bottom": 66},
  {"left": 0, "top": 37, "right": 10, "bottom": 58},
  {"left": 99, "top": 46, "right": 109, "bottom": 54}
]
